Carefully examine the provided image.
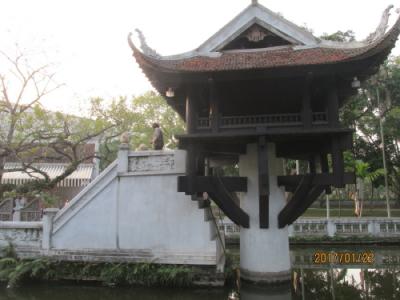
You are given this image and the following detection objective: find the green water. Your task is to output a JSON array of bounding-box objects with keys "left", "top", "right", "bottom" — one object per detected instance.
[{"left": 1, "top": 246, "right": 399, "bottom": 300}]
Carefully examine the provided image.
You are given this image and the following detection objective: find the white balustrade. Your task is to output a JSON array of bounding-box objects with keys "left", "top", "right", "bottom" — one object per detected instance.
[{"left": 220, "top": 218, "right": 400, "bottom": 238}]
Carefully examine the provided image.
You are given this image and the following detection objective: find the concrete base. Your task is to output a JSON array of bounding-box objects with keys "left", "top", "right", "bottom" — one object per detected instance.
[
  {"left": 240, "top": 269, "right": 291, "bottom": 285},
  {"left": 239, "top": 143, "right": 291, "bottom": 284},
  {"left": 240, "top": 282, "right": 292, "bottom": 299}
]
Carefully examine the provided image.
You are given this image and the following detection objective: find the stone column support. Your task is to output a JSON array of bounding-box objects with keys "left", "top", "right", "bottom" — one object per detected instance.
[
  {"left": 42, "top": 208, "right": 59, "bottom": 250},
  {"left": 327, "top": 220, "right": 336, "bottom": 237},
  {"left": 239, "top": 143, "right": 291, "bottom": 284}
]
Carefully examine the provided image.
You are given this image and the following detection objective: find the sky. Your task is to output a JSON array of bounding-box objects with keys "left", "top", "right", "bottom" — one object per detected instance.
[{"left": 1, "top": 0, "right": 400, "bottom": 114}]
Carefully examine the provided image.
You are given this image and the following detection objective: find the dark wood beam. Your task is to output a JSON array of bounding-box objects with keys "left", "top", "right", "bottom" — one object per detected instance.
[
  {"left": 331, "top": 137, "right": 345, "bottom": 188},
  {"left": 278, "top": 184, "right": 327, "bottom": 228},
  {"left": 207, "top": 189, "right": 249, "bottom": 228},
  {"left": 209, "top": 78, "right": 219, "bottom": 133},
  {"left": 201, "top": 143, "right": 247, "bottom": 155},
  {"left": 178, "top": 176, "right": 247, "bottom": 194},
  {"left": 276, "top": 141, "right": 330, "bottom": 158},
  {"left": 302, "top": 76, "right": 312, "bottom": 128},
  {"left": 278, "top": 173, "right": 355, "bottom": 190},
  {"left": 177, "top": 128, "right": 354, "bottom": 149},
  {"left": 309, "top": 155, "right": 317, "bottom": 174},
  {"left": 275, "top": 132, "right": 353, "bottom": 159},
  {"left": 258, "top": 136, "right": 269, "bottom": 229},
  {"left": 327, "top": 77, "right": 340, "bottom": 128},
  {"left": 185, "top": 88, "right": 196, "bottom": 134},
  {"left": 320, "top": 153, "right": 332, "bottom": 194},
  {"left": 278, "top": 175, "right": 314, "bottom": 228},
  {"left": 177, "top": 175, "right": 249, "bottom": 228}
]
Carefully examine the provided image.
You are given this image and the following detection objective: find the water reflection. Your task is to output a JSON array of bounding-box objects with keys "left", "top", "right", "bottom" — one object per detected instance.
[
  {"left": 239, "top": 283, "right": 291, "bottom": 300},
  {"left": 0, "top": 247, "right": 399, "bottom": 300},
  {"left": 1, "top": 284, "right": 228, "bottom": 300},
  {"left": 291, "top": 268, "right": 400, "bottom": 300}
]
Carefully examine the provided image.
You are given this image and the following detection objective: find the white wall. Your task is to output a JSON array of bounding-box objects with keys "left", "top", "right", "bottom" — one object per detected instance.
[{"left": 49, "top": 150, "right": 217, "bottom": 265}]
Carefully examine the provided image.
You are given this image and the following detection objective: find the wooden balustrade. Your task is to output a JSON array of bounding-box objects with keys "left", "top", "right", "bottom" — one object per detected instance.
[{"left": 196, "top": 112, "right": 328, "bottom": 130}]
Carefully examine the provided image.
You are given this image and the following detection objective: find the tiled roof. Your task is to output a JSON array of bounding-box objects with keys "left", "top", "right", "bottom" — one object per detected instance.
[
  {"left": 132, "top": 16, "right": 400, "bottom": 73},
  {"left": 1, "top": 163, "right": 94, "bottom": 187}
]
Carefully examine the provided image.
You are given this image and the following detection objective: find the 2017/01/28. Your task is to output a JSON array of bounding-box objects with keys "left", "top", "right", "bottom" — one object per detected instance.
[{"left": 313, "top": 251, "right": 375, "bottom": 264}]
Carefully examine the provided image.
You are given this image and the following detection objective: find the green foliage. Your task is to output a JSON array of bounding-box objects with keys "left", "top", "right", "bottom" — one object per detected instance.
[
  {"left": 0, "top": 259, "right": 194, "bottom": 288},
  {"left": 99, "top": 262, "right": 193, "bottom": 287},
  {"left": 39, "top": 192, "right": 59, "bottom": 208},
  {"left": 366, "top": 269, "right": 400, "bottom": 299},
  {"left": 94, "top": 92, "right": 185, "bottom": 170},
  {"left": 0, "top": 258, "right": 17, "bottom": 282},
  {"left": 224, "top": 250, "right": 239, "bottom": 285},
  {"left": 1, "top": 243, "right": 17, "bottom": 259},
  {"left": 321, "top": 30, "right": 355, "bottom": 42},
  {"left": 341, "top": 58, "right": 400, "bottom": 202},
  {"left": 128, "top": 92, "right": 185, "bottom": 150},
  {"left": 354, "top": 160, "right": 384, "bottom": 183},
  {"left": 0, "top": 184, "right": 16, "bottom": 199},
  {"left": 0, "top": 258, "right": 54, "bottom": 288}
]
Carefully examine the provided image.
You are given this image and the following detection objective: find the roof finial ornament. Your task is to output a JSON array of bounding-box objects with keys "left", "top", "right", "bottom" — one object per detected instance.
[
  {"left": 252, "top": 0, "right": 258, "bottom": 5},
  {"left": 134, "top": 29, "right": 161, "bottom": 58},
  {"left": 365, "top": 5, "right": 395, "bottom": 43}
]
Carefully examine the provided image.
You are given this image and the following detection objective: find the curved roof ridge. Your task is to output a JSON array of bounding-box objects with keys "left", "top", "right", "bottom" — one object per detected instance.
[
  {"left": 129, "top": 5, "right": 400, "bottom": 63},
  {"left": 196, "top": 3, "right": 319, "bottom": 52},
  {"left": 129, "top": 11, "right": 400, "bottom": 74}
]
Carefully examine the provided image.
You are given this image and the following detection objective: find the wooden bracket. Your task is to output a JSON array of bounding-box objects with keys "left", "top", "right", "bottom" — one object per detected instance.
[{"left": 178, "top": 175, "right": 249, "bottom": 228}]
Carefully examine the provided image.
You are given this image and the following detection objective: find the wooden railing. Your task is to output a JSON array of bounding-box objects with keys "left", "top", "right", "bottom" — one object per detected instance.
[
  {"left": 197, "top": 117, "right": 211, "bottom": 129},
  {"left": 221, "top": 113, "right": 302, "bottom": 128},
  {"left": 196, "top": 112, "right": 328, "bottom": 130},
  {"left": 312, "top": 112, "right": 328, "bottom": 124}
]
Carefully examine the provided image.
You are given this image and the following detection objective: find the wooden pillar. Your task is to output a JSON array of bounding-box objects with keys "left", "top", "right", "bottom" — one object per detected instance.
[
  {"left": 327, "top": 77, "right": 339, "bottom": 127},
  {"left": 332, "top": 137, "right": 344, "bottom": 188},
  {"left": 308, "top": 156, "right": 316, "bottom": 174},
  {"left": 209, "top": 78, "right": 219, "bottom": 133},
  {"left": 302, "top": 76, "right": 312, "bottom": 128},
  {"left": 258, "top": 136, "right": 269, "bottom": 228},
  {"left": 320, "top": 153, "right": 332, "bottom": 194},
  {"left": 185, "top": 143, "right": 198, "bottom": 195},
  {"left": 185, "top": 88, "right": 196, "bottom": 134}
]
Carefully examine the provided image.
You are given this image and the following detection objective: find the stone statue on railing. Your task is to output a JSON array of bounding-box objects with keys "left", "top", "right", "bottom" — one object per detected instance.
[
  {"left": 120, "top": 131, "right": 130, "bottom": 146},
  {"left": 151, "top": 123, "right": 164, "bottom": 150}
]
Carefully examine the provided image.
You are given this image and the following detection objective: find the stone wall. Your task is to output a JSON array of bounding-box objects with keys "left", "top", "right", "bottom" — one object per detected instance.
[
  {"left": 0, "top": 222, "right": 42, "bottom": 258},
  {"left": 46, "top": 149, "right": 219, "bottom": 266}
]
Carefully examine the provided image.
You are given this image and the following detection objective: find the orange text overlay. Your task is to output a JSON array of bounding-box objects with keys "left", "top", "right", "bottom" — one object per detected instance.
[{"left": 313, "top": 251, "right": 375, "bottom": 265}]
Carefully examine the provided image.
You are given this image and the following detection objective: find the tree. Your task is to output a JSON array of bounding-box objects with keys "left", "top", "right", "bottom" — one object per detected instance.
[
  {"left": 0, "top": 47, "right": 122, "bottom": 196},
  {"left": 320, "top": 30, "right": 356, "bottom": 42},
  {"left": 341, "top": 58, "right": 400, "bottom": 204},
  {"left": 91, "top": 92, "right": 185, "bottom": 170}
]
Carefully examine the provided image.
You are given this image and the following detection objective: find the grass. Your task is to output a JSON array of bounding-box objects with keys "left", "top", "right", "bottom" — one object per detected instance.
[{"left": 303, "top": 208, "right": 400, "bottom": 218}]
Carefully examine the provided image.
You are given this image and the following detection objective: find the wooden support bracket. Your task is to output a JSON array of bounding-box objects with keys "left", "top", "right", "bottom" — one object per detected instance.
[
  {"left": 177, "top": 175, "right": 249, "bottom": 228},
  {"left": 278, "top": 173, "right": 355, "bottom": 191}
]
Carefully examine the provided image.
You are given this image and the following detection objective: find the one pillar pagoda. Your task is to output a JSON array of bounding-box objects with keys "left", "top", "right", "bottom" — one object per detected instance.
[{"left": 129, "top": 2, "right": 400, "bottom": 284}]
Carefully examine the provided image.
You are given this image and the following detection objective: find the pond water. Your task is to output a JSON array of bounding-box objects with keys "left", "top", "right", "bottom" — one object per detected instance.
[{"left": 1, "top": 246, "right": 399, "bottom": 300}]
